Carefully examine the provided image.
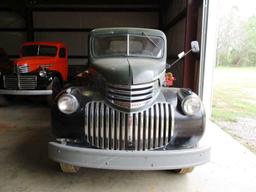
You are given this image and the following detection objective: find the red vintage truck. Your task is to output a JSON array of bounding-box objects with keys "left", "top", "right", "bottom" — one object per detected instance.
[{"left": 0, "top": 42, "right": 68, "bottom": 99}]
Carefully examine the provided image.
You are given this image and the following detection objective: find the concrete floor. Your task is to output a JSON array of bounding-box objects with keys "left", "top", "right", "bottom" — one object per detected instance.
[{"left": 0, "top": 98, "right": 256, "bottom": 192}]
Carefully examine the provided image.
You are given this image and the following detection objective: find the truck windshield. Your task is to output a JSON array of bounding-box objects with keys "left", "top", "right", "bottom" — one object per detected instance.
[
  {"left": 93, "top": 34, "right": 164, "bottom": 58},
  {"left": 21, "top": 45, "right": 57, "bottom": 57}
]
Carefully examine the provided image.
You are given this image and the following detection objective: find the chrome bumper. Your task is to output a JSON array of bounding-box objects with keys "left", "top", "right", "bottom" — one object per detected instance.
[
  {"left": 48, "top": 142, "right": 211, "bottom": 170},
  {"left": 0, "top": 89, "right": 52, "bottom": 95}
]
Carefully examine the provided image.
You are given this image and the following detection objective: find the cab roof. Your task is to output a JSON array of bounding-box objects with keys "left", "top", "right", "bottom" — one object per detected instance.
[
  {"left": 22, "top": 41, "right": 66, "bottom": 47},
  {"left": 90, "top": 27, "right": 166, "bottom": 39}
]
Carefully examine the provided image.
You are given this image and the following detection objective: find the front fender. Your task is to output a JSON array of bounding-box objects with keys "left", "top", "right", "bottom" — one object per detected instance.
[
  {"left": 161, "top": 87, "right": 206, "bottom": 147},
  {"left": 51, "top": 87, "right": 88, "bottom": 139}
]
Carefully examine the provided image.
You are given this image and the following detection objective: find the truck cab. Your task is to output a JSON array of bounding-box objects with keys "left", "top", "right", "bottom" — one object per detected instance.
[
  {"left": 0, "top": 42, "right": 68, "bottom": 97},
  {"left": 49, "top": 28, "right": 210, "bottom": 173}
]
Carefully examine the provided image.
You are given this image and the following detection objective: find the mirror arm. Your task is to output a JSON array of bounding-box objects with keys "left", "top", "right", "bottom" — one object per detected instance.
[{"left": 167, "top": 49, "right": 193, "bottom": 69}]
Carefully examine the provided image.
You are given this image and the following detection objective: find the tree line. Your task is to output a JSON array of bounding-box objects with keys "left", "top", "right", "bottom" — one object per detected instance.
[{"left": 217, "top": 6, "right": 256, "bottom": 67}]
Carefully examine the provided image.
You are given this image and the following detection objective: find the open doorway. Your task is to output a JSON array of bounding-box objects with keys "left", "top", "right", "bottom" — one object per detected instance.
[{"left": 212, "top": 0, "right": 256, "bottom": 154}]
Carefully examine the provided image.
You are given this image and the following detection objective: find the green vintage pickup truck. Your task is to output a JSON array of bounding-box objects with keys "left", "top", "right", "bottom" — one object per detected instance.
[{"left": 48, "top": 28, "right": 210, "bottom": 174}]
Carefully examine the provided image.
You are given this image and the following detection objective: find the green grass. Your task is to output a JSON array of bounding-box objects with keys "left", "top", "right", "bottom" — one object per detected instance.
[{"left": 212, "top": 67, "right": 256, "bottom": 122}]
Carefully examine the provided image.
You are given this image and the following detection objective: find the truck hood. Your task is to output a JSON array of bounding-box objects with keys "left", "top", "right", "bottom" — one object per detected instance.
[
  {"left": 92, "top": 58, "right": 165, "bottom": 85},
  {"left": 15, "top": 56, "right": 56, "bottom": 72}
]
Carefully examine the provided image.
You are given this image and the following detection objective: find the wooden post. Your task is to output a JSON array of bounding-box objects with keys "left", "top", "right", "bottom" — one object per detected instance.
[{"left": 183, "top": 0, "right": 200, "bottom": 92}]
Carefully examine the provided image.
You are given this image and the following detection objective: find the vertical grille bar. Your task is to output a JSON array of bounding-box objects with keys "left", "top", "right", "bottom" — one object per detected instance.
[
  {"left": 115, "top": 112, "right": 120, "bottom": 149},
  {"left": 121, "top": 113, "right": 125, "bottom": 150},
  {"left": 85, "top": 102, "right": 89, "bottom": 142},
  {"left": 125, "top": 114, "right": 129, "bottom": 149},
  {"left": 100, "top": 103, "right": 104, "bottom": 148},
  {"left": 149, "top": 107, "right": 154, "bottom": 149},
  {"left": 89, "top": 102, "right": 94, "bottom": 143},
  {"left": 164, "top": 103, "right": 169, "bottom": 145},
  {"left": 154, "top": 104, "right": 159, "bottom": 148},
  {"left": 105, "top": 105, "right": 110, "bottom": 149},
  {"left": 110, "top": 109, "right": 115, "bottom": 149},
  {"left": 139, "top": 113, "right": 144, "bottom": 150},
  {"left": 134, "top": 113, "right": 138, "bottom": 150},
  {"left": 95, "top": 102, "right": 99, "bottom": 147},
  {"left": 159, "top": 103, "right": 164, "bottom": 146},
  {"left": 144, "top": 110, "right": 149, "bottom": 150},
  {"left": 169, "top": 104, "right": 173, "bottom": 141}
]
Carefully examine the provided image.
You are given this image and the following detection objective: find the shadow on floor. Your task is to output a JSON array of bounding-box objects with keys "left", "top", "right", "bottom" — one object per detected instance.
[{"left": 14, "top": 130, "right": 60, "bottom": 174}]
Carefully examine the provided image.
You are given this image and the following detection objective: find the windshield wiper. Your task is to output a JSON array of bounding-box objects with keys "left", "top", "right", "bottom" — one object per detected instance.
[{"left": 142, "top": 32, "right": 160, "bottom": 49}]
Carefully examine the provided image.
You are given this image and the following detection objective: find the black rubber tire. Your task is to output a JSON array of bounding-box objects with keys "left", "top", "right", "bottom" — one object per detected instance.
[
  {"left": 3, "top": 95, "right": 16, "bottom": 102},
  {"left": 0, "top": 96, "right": 10, "bottom": 106}
]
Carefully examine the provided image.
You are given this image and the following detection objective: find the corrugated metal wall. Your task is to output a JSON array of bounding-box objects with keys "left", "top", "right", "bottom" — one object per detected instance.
[{"left": 0, "top": 12, "right": 26, "bottom": 56}]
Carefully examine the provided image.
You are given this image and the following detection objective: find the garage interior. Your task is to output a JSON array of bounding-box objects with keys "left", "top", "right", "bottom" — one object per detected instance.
[
  {"left": 0, "top": 0, "right": 256, "bottom": 192},
  {"left": 0, "top": 0, "right": 203, "bottom": 90}
]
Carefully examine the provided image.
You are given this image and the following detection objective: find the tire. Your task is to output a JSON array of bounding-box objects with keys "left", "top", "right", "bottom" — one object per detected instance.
[
  {"left": 172, "top": 167, "right": 194, "bottom": 174},
  {"left": 59, "top": 163, "right": 80, "bottom": 173},
  {"left": 3, "top": 95, "right": 16, "bottom": 102},
  {"left": 47, "top": 77, "right": 62, "bottom": 106},
  {"left": 0, "top": 95, "right": 10, "bottom": 106}
]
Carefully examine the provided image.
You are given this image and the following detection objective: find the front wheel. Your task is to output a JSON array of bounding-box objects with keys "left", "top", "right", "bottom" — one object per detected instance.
[
  {"left": 47, "top": 77, "right": 62, "bottom": 106},
  {"left": 172, "top": 167, "right": 194, "bottom": 174},
  {"left": 59, "top": 163, "right": 80, "bottom": 173},
  {"left": 0, "top": 95, "right": 12, "bottom": 106}
]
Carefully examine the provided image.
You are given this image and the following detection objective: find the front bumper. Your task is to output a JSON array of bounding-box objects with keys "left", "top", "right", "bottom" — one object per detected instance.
[
  {"left": 48, "top": 142, "right": 210, "bottom": 170},
  {"left": 0, "top": 89, "right": 52, "bottom": 95}
]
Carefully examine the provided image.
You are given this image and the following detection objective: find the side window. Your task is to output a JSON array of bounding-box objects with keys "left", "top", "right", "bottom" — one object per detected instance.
[{"left": 59, "top": 48, "right": 66, "bottom": 58}]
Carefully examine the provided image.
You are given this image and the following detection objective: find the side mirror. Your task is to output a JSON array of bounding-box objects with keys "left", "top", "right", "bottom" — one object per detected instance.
[
  {"left": 166, "top": 41, "right": 200, "bottom": 69},
  {"left": 191, "top": 41, "right": 200, "bottom": 53}
]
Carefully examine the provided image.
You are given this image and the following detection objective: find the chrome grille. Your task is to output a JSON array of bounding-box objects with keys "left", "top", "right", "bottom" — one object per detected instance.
[
  {"left": 106, "top": 82, "right": 157, "bottom": 109},
  {"left": 3, "top": 75, "right": 18, "bottom": 89},
  {"left": 3, "top": 75, "right": 37, "bottom": 90},
  {"left": 84, "top": 101, "right": 174, "bottom": 151},
  {"left": 17, "top": 64, "right": 29, "bottom": 73}
]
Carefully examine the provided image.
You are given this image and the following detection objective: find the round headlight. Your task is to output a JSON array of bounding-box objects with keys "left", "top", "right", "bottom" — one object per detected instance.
[
  {"left": 58, "top": 94, "right": 79, "bottom": 114},
  {"left": 39, "top": 70, "right": 47, "bottom": 77},
  {"left": 181, "top": 95, "right": 202, "bottom": 116}
]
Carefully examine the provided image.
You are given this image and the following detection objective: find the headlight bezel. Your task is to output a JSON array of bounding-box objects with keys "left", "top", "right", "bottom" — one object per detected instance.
[
  {"left": 39, "top": 70, "right": 47, "bottom": 77},
  {"left": 181, "top": 95, "right": 202, "bottom": 116},
  {"left": 57, "top": 94, "right": 79, "bottom": 115}
]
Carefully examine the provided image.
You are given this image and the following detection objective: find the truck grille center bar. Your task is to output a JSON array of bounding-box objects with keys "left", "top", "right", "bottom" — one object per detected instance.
[
  {"left": 106, "top": 82, "right": 157, "bottom": 109},
  {"left": 84, "top": 101, "right": 174, "bottom": 151}
]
